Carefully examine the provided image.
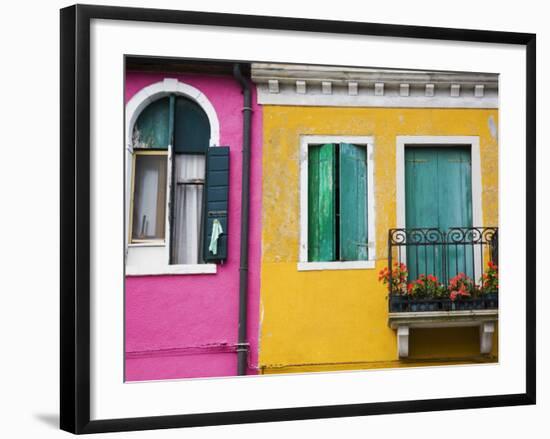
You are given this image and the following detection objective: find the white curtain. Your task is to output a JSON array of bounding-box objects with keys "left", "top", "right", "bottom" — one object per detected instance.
[
  {"left": 172, "top": 154, "right": 206, "bottom": 264},
  {"left": 132, "top": 155, "right": 166, "bottom": 240}
]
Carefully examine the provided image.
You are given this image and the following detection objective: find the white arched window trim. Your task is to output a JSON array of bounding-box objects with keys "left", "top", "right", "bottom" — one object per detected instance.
[
  {"left": 125, "top": 78, "right": 220, "bottom": 276},
  {"left": 125, "top": 78, "right": 220, "bottom": 151}
]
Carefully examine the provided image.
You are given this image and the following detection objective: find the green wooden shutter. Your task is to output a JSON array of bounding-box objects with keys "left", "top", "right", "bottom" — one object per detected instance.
[
  {"left": 202, "top": 146, "right": 230, "bottom": 262},
  {"left": 339, "top": 143, "right": 368, "bottom": 261},
  {"left": 436, "top": 148, "right": 472, "bottom": 231},
  {"left": 405, "top": 147, "right": 473, "bottom": 281},
  {"left": 405, "top": 148, "right": 440, "bottom": 280},
  {"left": 405, "top": 148, "right": 439, "bottom": 230},
  {"left": 436, "top": 148, "right": 473, "bottom": 279},
  {"left": 308, "top": 144, "right": 336, "bottom": 262},
  {"left": 134, "top": 97, "right": 171, "bottom": 149}
]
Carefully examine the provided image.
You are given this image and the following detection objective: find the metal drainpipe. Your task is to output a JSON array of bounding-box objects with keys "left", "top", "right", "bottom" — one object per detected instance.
[{"left": 233, "top": 63, "right": 252, "bottom": 375}]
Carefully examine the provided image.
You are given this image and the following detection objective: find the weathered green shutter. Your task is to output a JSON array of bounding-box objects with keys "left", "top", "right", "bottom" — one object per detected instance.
[
  {"left": 202, "top": 146, "right": 230, "bottom": 262},
  {"left": 405, "top": 148, "right": 440, "bottom": 231},
  {"left": 405, "top": 147, "right": 473, "bottom": 280},
  {"left": 308, "top": 144, "right": 336, "bottom": 262},
  {"left": 436, "top": 148, "right": 472, "bottom": 231},
  {"left": 437, "top": 148, "right": 473, "bottom": 279},
  {"left": 405, "top": 148, "right": 439, "bottom": 280},
  {"left": 339, "top": 143, "right": 368, "bottom": 261},
  {"left": 134, "top": 97, "right": 171, "bottom": 149}
]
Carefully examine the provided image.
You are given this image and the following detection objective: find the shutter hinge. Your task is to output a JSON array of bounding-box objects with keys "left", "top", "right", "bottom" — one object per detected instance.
[{"left": 208, "top": 210, "right": 227, "bottom": 217}]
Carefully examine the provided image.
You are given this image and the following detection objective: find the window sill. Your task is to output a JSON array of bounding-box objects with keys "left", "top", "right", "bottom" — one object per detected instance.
[
  {"left": 126, "top": 263, "right": 217, "bottom": 276},
  {"left": 297, "top": 260, "right": 376, "bottom": 271},
  {"left": 128, "top": 241, "right": 166, "bottom": 247}
]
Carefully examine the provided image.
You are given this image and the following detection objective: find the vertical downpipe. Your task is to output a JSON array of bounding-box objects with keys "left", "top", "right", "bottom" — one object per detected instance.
[{"left": 233, "top": 64, "right": 252, "bottom": 375}]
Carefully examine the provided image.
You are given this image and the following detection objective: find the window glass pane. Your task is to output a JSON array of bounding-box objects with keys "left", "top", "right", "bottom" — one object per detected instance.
[
  {"left": 131, "top": 154, "right": 167, "bottom": 240},
  {"left": 174, "top": 97, "right": 210, "bottom": 154},
  {"left": 132, "top": 97, "right": 170, "bottom": 149},
  {"left": 172, "top": 154, "right": 206, "bottom": 264}
]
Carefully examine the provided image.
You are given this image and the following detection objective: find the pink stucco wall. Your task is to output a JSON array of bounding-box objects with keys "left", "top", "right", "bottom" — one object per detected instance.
[{"left": 124, "top": 71, "right": 262, "bottom": 381}]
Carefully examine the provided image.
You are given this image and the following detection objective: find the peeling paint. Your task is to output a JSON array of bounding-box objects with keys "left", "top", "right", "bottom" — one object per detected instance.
[{"left": 488, "top": 115, "right": 498, "bottom": 139}]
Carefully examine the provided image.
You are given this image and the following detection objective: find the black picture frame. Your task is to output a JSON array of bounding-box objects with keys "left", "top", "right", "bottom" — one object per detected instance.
[{"left": 60, "top": 4, "right": 536, "bottom": 434}]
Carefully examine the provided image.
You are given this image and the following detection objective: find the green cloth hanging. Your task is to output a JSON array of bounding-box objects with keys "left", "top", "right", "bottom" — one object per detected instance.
[{"left": 208, "top": 219, "right": 224, "bottom": 255}]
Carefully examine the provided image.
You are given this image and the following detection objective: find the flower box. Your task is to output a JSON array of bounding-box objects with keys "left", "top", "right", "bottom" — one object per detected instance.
[
  {"left": 389, "top": 294, "right": 498, "bottom": 313},
  {"left": 381, "top": 259, "right": 498, "bottom": 314}
]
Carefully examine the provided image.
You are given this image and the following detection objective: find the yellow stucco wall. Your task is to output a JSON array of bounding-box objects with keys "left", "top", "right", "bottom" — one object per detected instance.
[{"left": 259, "top": 106, "right": 499, "bottom": 374}]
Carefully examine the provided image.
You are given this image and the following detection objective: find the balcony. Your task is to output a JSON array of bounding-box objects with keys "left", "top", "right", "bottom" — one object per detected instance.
[{"left": 386, "top": 227, "right": 498, "bottom": 358}]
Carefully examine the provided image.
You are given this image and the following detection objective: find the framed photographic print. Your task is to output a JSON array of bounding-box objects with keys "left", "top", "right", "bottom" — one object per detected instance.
[{"left": 60, "top": 4, "right": 536, "bottom": 434}]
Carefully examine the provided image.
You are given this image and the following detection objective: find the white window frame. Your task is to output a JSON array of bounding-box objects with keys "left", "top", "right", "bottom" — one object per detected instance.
[
  {"left": 395, "top": 135, "right": 484, "bottom": 276},
  {"left": 125, "top": 79, "right": 221, "bottom": 276},
  {"left": 298, "top": 135, "right": 376, "bottom": 271}
]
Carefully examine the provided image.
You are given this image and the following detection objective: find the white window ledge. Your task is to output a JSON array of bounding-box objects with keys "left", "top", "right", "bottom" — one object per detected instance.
[
  {"left": 128, "top": 241, "right": 166, "bottom": 247},
  {"left": 297, "top": 260, "right": 376, "bottom": 271},
  {"left": 126, "top": 263, "right": 217, "bottom": 276}
]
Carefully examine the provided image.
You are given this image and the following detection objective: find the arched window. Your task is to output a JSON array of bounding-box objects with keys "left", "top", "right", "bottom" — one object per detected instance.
[{"left": 130, "top": 94, "right": 212, "bottom": 265}]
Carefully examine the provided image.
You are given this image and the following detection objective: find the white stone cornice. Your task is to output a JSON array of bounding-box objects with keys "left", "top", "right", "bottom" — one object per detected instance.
[
  {"left": 251, "top": 63, "right": 498, "bottom": 108},
  {"left": 252, "top": 63, "right": 499, "bottom": 86}
]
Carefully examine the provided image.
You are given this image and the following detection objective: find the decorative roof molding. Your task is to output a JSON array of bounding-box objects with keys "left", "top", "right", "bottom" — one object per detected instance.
[
  {"left": 251, "top": 63, "right": 498, "bottom": 108},
  {"left": 125, "top": 78, "right": 220, "bottom": 149}
]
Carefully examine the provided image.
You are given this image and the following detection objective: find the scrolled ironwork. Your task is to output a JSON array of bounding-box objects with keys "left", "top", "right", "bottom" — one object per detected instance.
[
  {"left": 481, "top": 227, "right": 498, "bottom": 244},
  {"left": 388, "top": 228, "right": 408, "bottom": 245},
  {"left": 387, "top": 226, "right": 499, "bottom": 312},
  {"left": 388, "top": 227, "right": 445, "bottom": 245},
  {"left": 407, "top": 229, "right": 424, "bottom": 245},
  {"left": 446, "top": 227, "right": 468, "bottom": 243},
  {"left": 425, "top": 228, "right": 446, "bottom": 244}
]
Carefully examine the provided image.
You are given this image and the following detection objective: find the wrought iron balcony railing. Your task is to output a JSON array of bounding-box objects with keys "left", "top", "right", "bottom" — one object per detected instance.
[{"left": 387, "top": 227, "right": 498, "bottom": 313}]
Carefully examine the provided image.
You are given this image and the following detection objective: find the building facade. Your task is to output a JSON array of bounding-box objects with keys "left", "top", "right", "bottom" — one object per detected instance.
[
  {"left": 252, "top": 64, "right": 499, "bottom": 374},
  {"left": 124, "top": 62, "right": 263, "bottom": 381}
]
